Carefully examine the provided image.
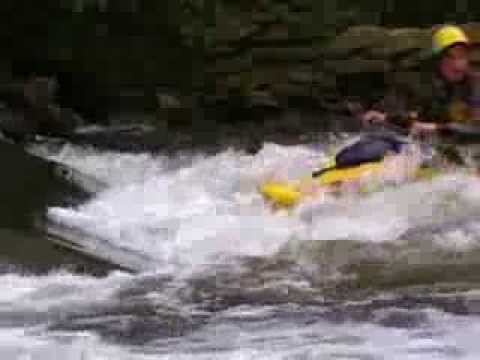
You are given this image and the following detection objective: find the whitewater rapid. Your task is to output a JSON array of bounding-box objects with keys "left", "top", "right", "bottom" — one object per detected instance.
[
  {"left": 2, "top": 271, "right": 480, "bottom": 360},
  {"left": 42, "top": 141, "right": 480, "bottom": 273},
  {"left": 3, "top": 139, "right": 480, "bottom": 359}
]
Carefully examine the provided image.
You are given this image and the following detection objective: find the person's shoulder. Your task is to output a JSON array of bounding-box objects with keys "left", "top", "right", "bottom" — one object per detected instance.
[{"left": 465, "top": 69, "right": 480, "bottom": 84}]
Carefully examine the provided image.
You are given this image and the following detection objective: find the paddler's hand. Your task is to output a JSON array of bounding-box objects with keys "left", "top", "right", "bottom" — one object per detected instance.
[
  {"left": 359, "top": 110, "right": 387, "bottom": 127},
  {"left": 410, "top": 121, "right": 439, "bottom": 136}
]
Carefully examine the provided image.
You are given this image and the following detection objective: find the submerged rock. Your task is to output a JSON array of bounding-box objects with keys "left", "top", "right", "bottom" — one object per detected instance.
[
  {"left": 0, "top": 138, "right": 111, "bottom": 274},
  {"left": 0, "top": 138, "right": 91, "bottom": 228}
]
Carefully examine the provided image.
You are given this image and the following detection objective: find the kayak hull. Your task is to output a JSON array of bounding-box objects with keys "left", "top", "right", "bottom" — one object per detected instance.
[
  {"left": 260, "top": 161, "right": 441, "bottom": 208},
  {"left": 260, "top": 162, "right": 384, "bottom": 207}
]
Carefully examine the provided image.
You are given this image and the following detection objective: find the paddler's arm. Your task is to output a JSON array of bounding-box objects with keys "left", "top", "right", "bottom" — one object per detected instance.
[
  {"left": 359, "top": 109, "right": 423, "bottom": 133},
  {"left": 362, "top": 112, "right": 446, "bottom": 136},
  {"left": 357, "top": 94, "right": 419, "bottom": 129},
  {"left": 386, "top": 109, "right": 446, "bottom": 136},
  {"left": 357, "top": 82, "right": 417, "bottom": 126},
  {"left": 409, "top": 120, "right": 443, "bottom": 135}
]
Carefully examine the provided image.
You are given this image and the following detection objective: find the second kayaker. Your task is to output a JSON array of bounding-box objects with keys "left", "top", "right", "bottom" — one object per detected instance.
[{"left": 360, "top": 25, "right": 480, "bottom": 135}]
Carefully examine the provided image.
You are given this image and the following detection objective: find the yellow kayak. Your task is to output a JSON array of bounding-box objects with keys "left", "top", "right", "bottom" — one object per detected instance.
[
  {"left": 260, "top": 162, "right": 384, "bottom": 207},
  {"left": 260, "top": 162, "right": 441, "bottom": 208}
]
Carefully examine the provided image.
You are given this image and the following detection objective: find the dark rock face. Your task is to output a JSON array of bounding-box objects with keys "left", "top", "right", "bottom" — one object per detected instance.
[
  {"left": 0, "top": 138, "right": 113, "bottom": 274},
  {"left": 0, "top": 139, "right": 89, "bottom": 228},
  {"left": 1, "top": 1, "right": 480, "bottom": 133},
  {"left": 0, "top": 77, "right": 84, "bottom": 141}
]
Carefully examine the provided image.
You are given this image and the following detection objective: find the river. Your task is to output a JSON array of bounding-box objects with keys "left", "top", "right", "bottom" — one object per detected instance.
[{"left": 2, "top": 134, "right": 480, "bottom": 359}]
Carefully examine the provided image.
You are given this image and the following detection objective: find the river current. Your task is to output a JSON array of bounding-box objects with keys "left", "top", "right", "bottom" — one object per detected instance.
[{"left": 3, "top": 136, "right": 480, "bottom": 359}]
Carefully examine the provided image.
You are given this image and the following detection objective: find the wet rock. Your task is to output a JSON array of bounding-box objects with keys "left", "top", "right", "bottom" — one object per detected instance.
[
  {"left": 0, "top": 77, "right": 84, "bottom": 140},
  {"left": 322, "top": 58, "right": 391, "bottom": 75},
  {"left": 287, "top": 68, "right": 314, "bottom": 85},
  {"left": 248, "top": 90, "right": 280, "bottom": 108},
  {"left": 368, "top": 28, "right": 431, "bottom": 59},
  {"left": 0, "top": 139, "right": 89, "bottom": 228},
  {"left": 156, "top": 93, "right": 182, "bottom": 109},
  {"left": 7, "top": 1, "right": 480, "bottom": 137},
  {"left": 396, "top": 48, "right": 433, "bottom": 70},
  {"left": 206, "top": 55, "right": 253, "bottom": 75},
  {"left": 192, "top": 20, "right": 443, "bottom": 117},
  {"left": 251, "top": 46, "right": 317, "bottom": 62},
  {"left": 272, "top": 83, "right": 312, "bottom": 101},
  {"left": 322, "top": 26, "right": 391, "bottom": 59},
  {"left": 462, "top": 23, "right": 480, "bottom": 43}
]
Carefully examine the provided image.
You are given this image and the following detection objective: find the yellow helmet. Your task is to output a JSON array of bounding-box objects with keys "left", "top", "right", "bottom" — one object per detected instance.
[{"left": 432, "top": 25, "right": 470, "bottom": 55}]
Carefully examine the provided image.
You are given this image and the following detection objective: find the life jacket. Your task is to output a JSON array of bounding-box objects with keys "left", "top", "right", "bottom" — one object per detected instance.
[
  {"left": 334, "top": 134, "right": 408, "bottom": 168},
  {"left": 430, "top": 71, "right": 480, "bottom": 123},
  {"left": 313, "top": 134, "right": 409, "bottom": 177}
]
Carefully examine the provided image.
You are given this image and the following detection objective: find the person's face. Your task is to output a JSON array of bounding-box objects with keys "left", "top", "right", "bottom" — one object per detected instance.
[{"left": 439, "top": 44, "right": 470, "bottom": 83}]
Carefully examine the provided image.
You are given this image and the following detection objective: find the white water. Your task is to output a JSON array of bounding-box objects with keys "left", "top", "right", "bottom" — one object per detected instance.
[
  {"left": 43, "top": 142, "right": 480, "bottom": 272},
  {"left": 5, "top": 141, "right": 480, "bottom": 359},
  {"left": 1, "top": 272, "right": 480, "bottom": 360}
]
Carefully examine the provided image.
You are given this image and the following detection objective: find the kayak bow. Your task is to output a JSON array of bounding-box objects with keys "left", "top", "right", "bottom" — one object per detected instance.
[{"left": 260, "top": 161, "right": 384, "bottom": 207}]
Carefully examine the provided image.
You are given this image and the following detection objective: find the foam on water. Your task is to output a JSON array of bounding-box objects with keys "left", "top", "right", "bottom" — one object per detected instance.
[
  {"left": 0, "top": 326, "right": 146, "bottom": 360},
  {"left": 297, "top": 172, "right": 480, "bottom": 243},
  {"left": 0, "top": 271, "right": 131, "bottom": 321},
  {"left": 149, "top": 307, "right": 480, "bottom": 360},
  {"left": 29, "top": 144, "right": 173, "bottom": 186},
  {"left": 43, "top": 142, "right": 480, "bottom": 273},
  {"left": 7, "top": 139, "right": 480, "bottom": 358},
  {"left": 0, "top": 271, "right": 140, "bottom": 360},
  {"left": 46, "top": 144, "right": 308, "bottom": 272},
  {"left": 2, "top": 277, "right": 480, "bottom": 360}
]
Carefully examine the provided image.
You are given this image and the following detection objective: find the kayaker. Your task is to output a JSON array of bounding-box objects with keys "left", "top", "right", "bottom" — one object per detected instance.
[
  {"left": 261, "top": 132, "right": 433, "bottom": 207},
  {"left": 360, "top": 25, "right": 480, "bottom": 135}
]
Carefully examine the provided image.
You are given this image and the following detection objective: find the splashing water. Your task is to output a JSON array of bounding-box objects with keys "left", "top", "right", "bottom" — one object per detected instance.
[
  {"left": 41, "top": 141, "right": 480, "bottom": 273},
  {"left": 8, "top": 139, "right": 480, "bottom": 359}
]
